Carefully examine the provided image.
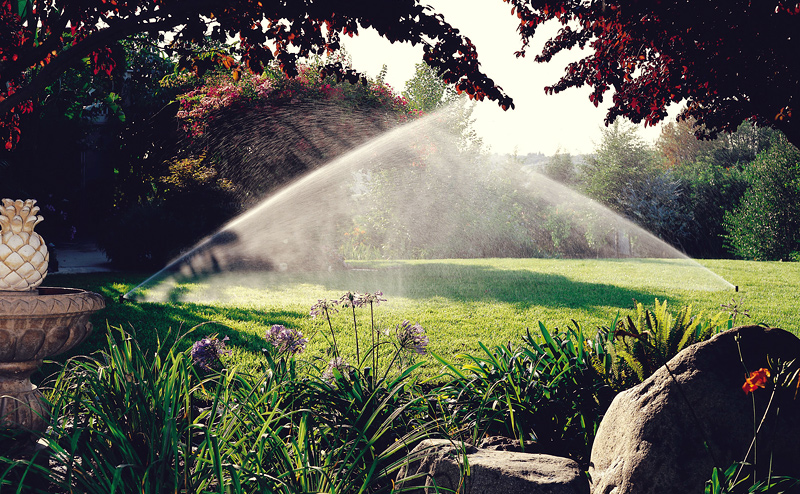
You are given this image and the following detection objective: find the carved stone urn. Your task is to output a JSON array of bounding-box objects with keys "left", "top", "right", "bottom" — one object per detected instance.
[{"left": 0, "top": 199, "right": 105, "bottom": 433}]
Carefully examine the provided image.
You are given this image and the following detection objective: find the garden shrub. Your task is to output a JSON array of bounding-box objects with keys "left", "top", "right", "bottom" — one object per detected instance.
[
  {"left": 673, "top": 157, "right": 747, "bottom": 258},
  {"left": 434, "top": 322, "right": 615, "bottom": 465},
  {"left": 169, "top": 63, "right": 415, "bottom": 205},
  {"left": 96, "top": 58, "right": 417, "bottom": 270},
  {"left": 724, "top": 134, "right": 800, "bottom": 261},
  {"left": 597, "top": 299, "right": 732, "bottom": 387},
  {"left": 97, "top": 181, "right": 236, "bottom": 269},
  {"left": 619, "top": 171, "right": 692, "bottom": 250}
]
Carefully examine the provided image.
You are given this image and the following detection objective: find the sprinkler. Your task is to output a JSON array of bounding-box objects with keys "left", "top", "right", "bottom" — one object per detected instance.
[{"left": 735, "top": 285, "right": 739, "bottom": 292}]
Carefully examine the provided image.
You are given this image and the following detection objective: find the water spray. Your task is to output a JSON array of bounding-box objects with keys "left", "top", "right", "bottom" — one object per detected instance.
[{"left": 121, "top": 105, "right": 737, "bottom": 303}]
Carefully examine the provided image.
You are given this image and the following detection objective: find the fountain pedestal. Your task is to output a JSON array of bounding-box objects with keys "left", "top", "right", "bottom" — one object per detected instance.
[
  {"left": 0, "top": 198, "right": 106, "bottom": 436},
  {"left": 0, "top": 288, "right": 105, "bottom": 432}
]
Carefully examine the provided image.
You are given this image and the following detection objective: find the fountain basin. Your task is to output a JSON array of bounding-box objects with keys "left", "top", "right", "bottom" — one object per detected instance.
[{"left": 0, "top": 287, "right": 105, "bottom": 432}]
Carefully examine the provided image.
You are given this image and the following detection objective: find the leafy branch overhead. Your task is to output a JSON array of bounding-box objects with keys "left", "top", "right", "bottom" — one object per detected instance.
[
  {"left": 4, "top": 0, "right": 800, "bottom": 152},
  {"left": 0, "top": 0, "right": 514, "bottom": 149},
  {"left": 507, "top": 0, "right": 800, "bottom": 145}
]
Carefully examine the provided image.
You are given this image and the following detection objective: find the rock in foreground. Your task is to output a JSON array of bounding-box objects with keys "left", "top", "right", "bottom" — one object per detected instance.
[
  {"left": 590, "top": 326, "right": 800, "bottom": 494},
  {"left": 397, "top": 438, "right": 589, "bottom": 494}
]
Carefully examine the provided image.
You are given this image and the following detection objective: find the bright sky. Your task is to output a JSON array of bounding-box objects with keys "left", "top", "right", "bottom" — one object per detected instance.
[{"left": 343, "top": 0, "right": 674, "bottom": 156}]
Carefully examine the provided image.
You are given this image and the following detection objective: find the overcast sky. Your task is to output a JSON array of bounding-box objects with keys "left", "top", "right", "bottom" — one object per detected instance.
[{"left": 343, "top": 0, "right": 676, "bottom": 156}]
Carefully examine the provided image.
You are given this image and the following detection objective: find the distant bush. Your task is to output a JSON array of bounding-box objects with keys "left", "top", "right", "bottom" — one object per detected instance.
[
  {"left": 724, "top": 134, "right": 800, "bottom": 261},
  {"left": 673, "top": 158, "right": 747, "bottom": 258},
  {"left": 97, "top": 166, "right": 236, "bottom": 269}
]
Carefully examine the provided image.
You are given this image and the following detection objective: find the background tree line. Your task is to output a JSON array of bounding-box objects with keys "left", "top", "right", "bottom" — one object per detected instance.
[{"left": 542, "top": 119, "right": 800, "bottom": 261}]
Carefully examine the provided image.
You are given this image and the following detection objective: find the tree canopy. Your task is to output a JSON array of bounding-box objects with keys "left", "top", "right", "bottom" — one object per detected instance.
[
  {"left": 509, "top": 0, "right": 800, "bottom": 145},
  {"left": 0, "top": 0, "right": 514, "bottom": 149},
  {"left": 4, "top": 0, "right": 800, "bottom": 151}
]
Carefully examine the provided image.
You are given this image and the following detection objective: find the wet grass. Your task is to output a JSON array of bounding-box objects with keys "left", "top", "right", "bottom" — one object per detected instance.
[{"left": 42, "top": 258, "right": 800, "bottom": 378}]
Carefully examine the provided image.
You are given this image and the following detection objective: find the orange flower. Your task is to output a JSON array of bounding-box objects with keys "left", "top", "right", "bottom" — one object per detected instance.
[{"left": 742, "top": 368, "right": 771, "bottom": 394}]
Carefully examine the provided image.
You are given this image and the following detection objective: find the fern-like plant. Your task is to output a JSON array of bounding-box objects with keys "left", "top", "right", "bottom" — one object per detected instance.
[{"left": 602, "top": 299, "right": 732, "bottom": 385}]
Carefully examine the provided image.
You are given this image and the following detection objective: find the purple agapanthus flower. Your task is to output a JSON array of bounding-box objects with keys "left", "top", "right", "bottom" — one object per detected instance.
[
  {"left": 191, "top": 335, "right": 231, "bottom": 371},
  {"left": 396, "top": 320, "right": 429, "bottom": 355},
  {"left": 338, "top": 291, "right": 363, "bottom": 308},
  {"left": 310, "top": 298, "right": 339, "bottom": 319},
  {"left": 264, "top": 324, "right": 308, "bottom": 355},
  {"left": 360, "top": 291, "right": 387, "bottom": 306}
]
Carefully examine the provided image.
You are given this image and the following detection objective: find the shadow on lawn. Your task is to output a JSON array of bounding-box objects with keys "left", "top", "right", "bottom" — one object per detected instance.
[
  {"left": 112, "top": 260, "right": 672, "bottom": 312},
  {"left": 269, "top": 261, "right": 674, "bottom": 313},
  {"left": 349, "top": 261, "right": 663, "bottom": 309},
  {"left": 40, "top": 271, "right": 308, "bottom": 381}
]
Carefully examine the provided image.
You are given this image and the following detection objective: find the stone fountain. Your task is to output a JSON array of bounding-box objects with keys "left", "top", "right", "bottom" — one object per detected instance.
[{"left": 0, "top": 199, "right": 105, "bottom": 433}]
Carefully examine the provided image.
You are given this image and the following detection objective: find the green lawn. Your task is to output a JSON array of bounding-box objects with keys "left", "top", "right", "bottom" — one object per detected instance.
[{"left": 44, "top": 258, "right": 800, "bottom": 377}]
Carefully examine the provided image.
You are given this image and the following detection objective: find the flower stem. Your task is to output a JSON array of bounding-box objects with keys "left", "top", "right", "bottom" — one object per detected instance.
[
  {"left": 382, "top": 348, "right": 402, "bottom": 382},
  {"left": 351, "top": 305, "right": 360, "bottom": 367},
  {"left": 734, "top": 386, "right": 778, "bottom": 487},
  {"left": 325, "top": 308, "right": 339, "bottom": 358},
  {"left": 370, "top": 301, "right": 377, "bottom": 383}
]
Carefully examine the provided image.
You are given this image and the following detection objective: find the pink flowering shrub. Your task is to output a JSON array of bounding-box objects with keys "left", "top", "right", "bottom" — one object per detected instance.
[
  {"left": 175, "top": 71, "right": 276, "bottom": 135},
  {"left": 173, "top": 64, "right": 414, "bottom": 137}
]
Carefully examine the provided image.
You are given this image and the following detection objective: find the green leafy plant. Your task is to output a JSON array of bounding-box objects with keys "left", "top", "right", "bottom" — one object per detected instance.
[
  {"left": 0, "top": 324, "right": 222, "bottom": 493},
  {"left": 184, "top": 355, "right": 438, "bottom": 493},
  {"left": 705, "top": 462, "right": 800, "bottom": 494},
  {"left": 601, "top": 299, "right": 731, "bottom": 385},
  {"left": 433, "top": 321, "right": 614, "bottom": 464},
  {"left": 723, "top": 134, "right": 800, "bottom": 261}
]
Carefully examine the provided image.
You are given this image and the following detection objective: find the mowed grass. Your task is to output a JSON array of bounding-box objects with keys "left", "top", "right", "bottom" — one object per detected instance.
[{"left": 43, "top": 258, "right": 800, "bottom": 378}]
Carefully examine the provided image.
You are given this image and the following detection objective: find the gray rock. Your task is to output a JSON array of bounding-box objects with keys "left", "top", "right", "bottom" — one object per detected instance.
[
  {"left": 397, "top": 438, "right": 590, "bottom": 494},
  {"left": 478, "top": 435, "right": 539, "bottom": 452},
  {"left": 589, "top": 326, "right": 800, "bottom": 494}
]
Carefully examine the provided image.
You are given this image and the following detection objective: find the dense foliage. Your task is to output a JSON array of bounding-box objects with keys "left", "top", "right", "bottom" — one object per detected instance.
[
  {"left": 435, "top": 322, "right": 615, "bottom": 464},
  {"left": 508, "top": 0, "right": 800, "bottom": 146},
  {"left": 0, "top": 0, "right": 514, "bottom": 150},
  {"left": 5, "top": 0, "right": 800, "bottom": 154},
  {"left": 724, "top": 135, "right": 800, "bottom": 261},
  {"left": 0, "top": 295, "right": 753, "bottom": 492},
  {"left": 170, "top": 61, "right": 414, "bottom": 202},
  {"left": 540, "top": 118, "right": 799, "bottom": 261},
  {"left": 93, "top": 56, "right": 418, "bottom": 268},
  {"left": 0, "top": 326, "right": 438, "bottom": 493}
]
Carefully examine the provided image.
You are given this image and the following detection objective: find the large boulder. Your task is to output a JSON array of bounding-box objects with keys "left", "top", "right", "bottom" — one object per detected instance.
[
  {"left": 590, "top": 326, "right": 800, "bottom": 494},
  {"left": 397, "top": 438, "right": 589, "bottom": 494}
]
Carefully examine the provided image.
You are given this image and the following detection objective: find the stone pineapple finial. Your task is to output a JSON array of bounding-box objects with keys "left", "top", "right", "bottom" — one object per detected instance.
[{"left": 0, "top": 199, "right": 49, "bottom": 290}]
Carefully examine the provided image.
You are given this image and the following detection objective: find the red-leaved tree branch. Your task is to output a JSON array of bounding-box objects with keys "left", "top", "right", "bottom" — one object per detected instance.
[
  {"left": 505, "top": 0, "right": 800, "bottom": 146},
  {"left": 0, "top": 0, "right": 514, "bottom": 150}
]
